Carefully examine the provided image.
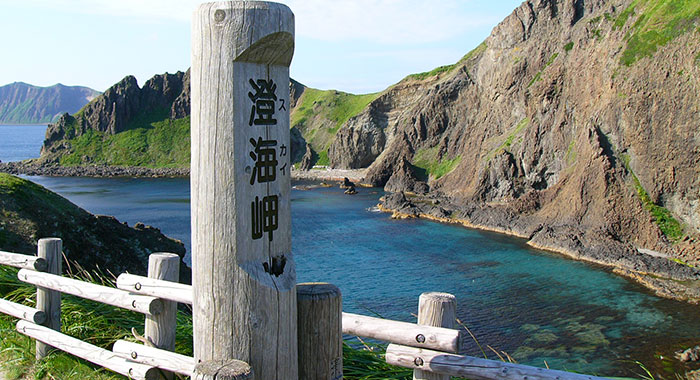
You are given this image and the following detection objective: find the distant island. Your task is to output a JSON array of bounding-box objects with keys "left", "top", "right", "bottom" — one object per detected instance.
[
  {"left": 1, "top": 0, "right": 699, "bottom": 302},
  {"left": 0, "top": 82, "right": 99, "bottom": 124}
]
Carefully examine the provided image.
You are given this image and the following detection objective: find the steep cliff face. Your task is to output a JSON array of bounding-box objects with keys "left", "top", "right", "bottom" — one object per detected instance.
[
  {"left": 0, "top": 82, "right": 99, "bottom": 124},
  {"left": 343, "top": 0, "right": 700, "bottom": 293}
]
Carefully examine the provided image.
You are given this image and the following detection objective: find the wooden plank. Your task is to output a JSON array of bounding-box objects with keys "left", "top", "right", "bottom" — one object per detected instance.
[
  {"left": 0, "top": 250, "right": 47, "bottom": 271},
  {"left": 385, "top": 344, "right": 615, "bottom": 380},
  {"left": 342, "top": 312, "right": 460, "bottom": 353},
  {"left": 0, "top": 298, "right": 46, "bottom": 324},
  {"left": 414, "top": 292, "right": 456, "bottom": 380},
  {"left": 193, "top": 360, "right": 253, "bottom": 380},
  {"left": 16, "top": 320, "right": 163, "bottom": 380},
  {"left": 116, "top": 273, "right": 193, "bottom": 305},
  {"left": 112, "top": 340, "right": 195, "bottom": 377},
  {"left": 191, "top": 2, "right": 297, "bottom": 379},
  {"left": 18, "top": 269, "right": 162, "bottom": 316},
  {"left": 297, "top": 283, "right": 343, "bottom": 380},
  {"left": 36, "top": 237, "right": 61, "bottom": 360}
]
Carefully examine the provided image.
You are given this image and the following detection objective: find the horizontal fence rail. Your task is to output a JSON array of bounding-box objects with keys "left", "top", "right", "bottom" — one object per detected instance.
[
  {"left": 386, "top": 344, "right": 614, "bottom": 380},
  {"left": 342, "top": 312, "right": 461, "bottom": 353},
  {"left": 0, "top": 250, "right": 47, "bottom": 271},
  {"left": 116, "top": 273, "right": 192, "bottom": 305},
  {"left": 18, "top": 269, "right": 163, "bottom": 316},
  {"left": 16, "top": 320, "right": 162, "bottom": 380},
  {"left": 0, "top": 244, "right": 617, "bottom": 380},
  {"left": 0, "top": 297, "right": 46, "bottom": 324},
  {"left": 112, "top": 340, "right": 196, "bottom": 377}
]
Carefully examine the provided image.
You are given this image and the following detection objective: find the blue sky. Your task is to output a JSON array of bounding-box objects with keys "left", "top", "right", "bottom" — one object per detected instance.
[{"left": 0, "top": 0, "right": 523, "bottom": 94}]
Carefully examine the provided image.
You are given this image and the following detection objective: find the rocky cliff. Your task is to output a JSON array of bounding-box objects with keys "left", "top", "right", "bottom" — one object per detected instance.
[
  {"left": 0, "top": 82, "right": 99, "bottom": 124},
  {"left": 16, "top": 0, "right": 700, "bottom": 299},
  {"left": 0, "top": 173, "right": 189, "bottom": 281},
  {"left": 342, "top": 0, "right": 700, "bottom": 300}
]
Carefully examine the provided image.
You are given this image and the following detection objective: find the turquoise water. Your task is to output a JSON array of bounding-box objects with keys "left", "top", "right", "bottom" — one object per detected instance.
[{"left": 2, "top": 124, "right": 700, "bottom": 376}]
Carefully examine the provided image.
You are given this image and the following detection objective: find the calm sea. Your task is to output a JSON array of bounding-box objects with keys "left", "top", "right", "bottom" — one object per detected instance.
[{"left": 1, "top": 125, "right": 699, "bottom": 376}]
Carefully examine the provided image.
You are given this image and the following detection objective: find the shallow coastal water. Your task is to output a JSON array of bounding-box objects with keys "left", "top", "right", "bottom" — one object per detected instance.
[{"left": 2, "top": 125, "right": 700, "bottom": 376}]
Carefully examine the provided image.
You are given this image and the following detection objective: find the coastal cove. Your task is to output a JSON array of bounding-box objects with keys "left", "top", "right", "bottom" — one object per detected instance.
[{"left": 3, "top": 126, "right": 700, "bottom": 376}]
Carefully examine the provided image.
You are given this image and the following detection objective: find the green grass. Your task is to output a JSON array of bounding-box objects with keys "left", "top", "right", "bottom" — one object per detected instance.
[
  {"left": 565, "top": 139, "right": 577, "bottom": 164},
  {"left": 290, "top": 88, "right": 380, "bottom": 159},
  {"left": 404, "top": 42, "right": 487, "bottom": 81},
  {"left": 59, "top": 116, "right": 191, "bottom": 168},
  {"left": 621, "top": 154, "right": 684, "bottom": 241},
  {"left": 616, "top": 0, "right": 700, "bottom": 65},
  {"left": 564, "top": 42, "right": 574, "bottom": 52},
  {"left": 412, "top": 146, "right": 462, "bottom": 180},
  {"left": 487, "top": 118, "right": 530, "bottom": 160},
  {"left": 406, "top": 65, "right": 456, "bottom": 81}
]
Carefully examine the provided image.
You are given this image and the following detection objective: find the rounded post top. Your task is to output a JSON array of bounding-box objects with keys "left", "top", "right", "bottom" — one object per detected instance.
[
  {"left": 193, "top": 1, "right": 294, "bottom": 66},
  {"left": 419, "top": 292, "right": 456, "bottom": 302},
  {"left": 297, "top": 282, "right": 341, "bottom": 299},
  {"left": 38, "top": 237, "right": 62, "bottom": 244},
  {"left": 149, "top": 252, "right": 180, "bottom": 260}
]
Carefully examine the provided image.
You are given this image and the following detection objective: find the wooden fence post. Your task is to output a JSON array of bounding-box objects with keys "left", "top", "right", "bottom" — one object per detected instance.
[
  {"left": 297, "top": 283, "right": 342, "bottom": 380},
  {"left": 36, "top": 237, "right": 62, "bottom": 360},
  {"left": 414, "top": 292, "right": 456, "bottom": 380},
  {"left": 145, "top": 253, "right": 179, "bottom": 379},
  {"left": 194, "top": 360, "right": 253, "bottom": 380},
  {"left": 191, "top": 2, "right": 296, "bottom": 379}
]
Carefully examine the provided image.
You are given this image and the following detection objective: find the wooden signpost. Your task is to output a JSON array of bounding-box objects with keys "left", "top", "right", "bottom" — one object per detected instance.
[{"left": 191, "top": 2, "right": 296, "bottom": 379}]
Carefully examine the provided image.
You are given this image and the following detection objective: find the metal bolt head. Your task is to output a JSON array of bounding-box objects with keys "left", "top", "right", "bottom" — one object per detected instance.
[
  {"left": 416, "top": 334, "right": 426, "bottom": 343},
  {"left": 131, "top": 351, "right": 138, "bottom": 359},
  {"left": 134, "top": 282, "right": 142, "bottom": 291},
  {"left": 414, "top": 357, "right": 424, "bottom": 366}
]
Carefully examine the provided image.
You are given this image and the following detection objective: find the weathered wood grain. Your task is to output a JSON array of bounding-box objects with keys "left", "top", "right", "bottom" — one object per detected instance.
[
  {"left": 17, "top": 320, "right": 163, "bottom": 380},
  {"left": 191, "top": 2, "right": 296, "bottom": 379},
  {"left": 36, "top": 237, "right": 61, "bottom": 360},
  {"left": 0, "top": 298, "right": 46, "bottom": 324},
  {"left": 342, "top": 312, "right": 460, "bottom": 353},
  {"left": 0, "top": 250, "right": 47, "bottom": 271},
  {"left": 414, "top": 292, "right": 456, "bottom": 380},
  {"left": 193, "top": 360, "right": 253, "bottom": 380},
  {"left": 145, "top": 253, "right": 179, "bottom": 349},
  {"left": 386, "top": 344, "right": 615, "bottom": 380},
  {"left": 117, "top": 273, "right": 193, "bottom": 304},
  {"left": 112, "top": 340, "right": 195, "bottom": 377},
  {"left": 18, "top": 269, "right": 162, "bottom": 316},
  {"left": 297, "top": 283, "right": 342, "bottom": 380}
]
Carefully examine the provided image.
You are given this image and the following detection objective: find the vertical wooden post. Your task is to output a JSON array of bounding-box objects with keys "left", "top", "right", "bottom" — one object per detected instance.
[
  {"left": 191, "top": 2, "right": 296, "bottom": 379},
  {"left": 194, "top": 360, "right": 253, "bottom": 380},
  {"left": 414, "top": 292, "right": 456, "bottom": 380},
  {"left": 297, "top": 283, "right": 342, "bottom": 380},
  {"left": 144, "top": 253, "right": 179, "bottom": 379},
  {"left": 36, "top": 237, "right": 62, "bottom": 360}
]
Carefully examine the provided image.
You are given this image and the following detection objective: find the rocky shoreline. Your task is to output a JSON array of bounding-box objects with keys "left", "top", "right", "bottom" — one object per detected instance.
[
  {"left": 0, "top": 162, "right": 368, "bottom": 183},
  {"left": 379, "top": 191, "right": 700, "bottom": 304}
]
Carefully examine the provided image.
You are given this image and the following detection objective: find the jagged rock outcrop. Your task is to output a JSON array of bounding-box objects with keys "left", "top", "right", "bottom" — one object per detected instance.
[{"left": 328, "top": 102, "right": 387, "bottom": 168}]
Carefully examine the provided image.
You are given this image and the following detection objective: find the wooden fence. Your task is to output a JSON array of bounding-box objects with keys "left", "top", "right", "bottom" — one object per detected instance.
[{"left": 0, "top": 238, "right": 616, "bottom": 380}]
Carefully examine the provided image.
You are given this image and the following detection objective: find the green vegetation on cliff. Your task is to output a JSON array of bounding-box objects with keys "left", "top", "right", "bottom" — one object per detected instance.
[
  {"left": 413, "top": 146, "right": 462, "bottom": 180},
  {"left": 405, "top": 42, "right": 487, "bottom": 81},
  {"left": 58, "top": 114, "right": 190, "bottom": 168},
  {"left": 621, "top": 155, "right": 684, "bottom": 241},
  {"left": 291, "top": 88, "right": 379, "bottom": 161},
  {"left": 616, "top": 0, "right": 700, "bottom": 66}
]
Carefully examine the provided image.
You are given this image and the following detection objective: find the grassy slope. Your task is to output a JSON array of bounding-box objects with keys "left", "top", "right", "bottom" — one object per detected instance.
[
  {"left": 290, "top": 89, "right": 380, "bottom": 165},
  {"left": 615, "top": 0, "right": 700, "bottom": 65},
  {"left": 58, "top": 111, "right": 190, "bottom": 168}
]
